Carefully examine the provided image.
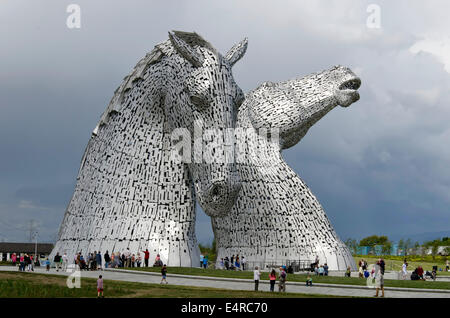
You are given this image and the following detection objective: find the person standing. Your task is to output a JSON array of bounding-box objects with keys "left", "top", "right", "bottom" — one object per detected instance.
[
  {"left": 203, "top": 254, "right": 208, "bottom": 269},
  {"left": 374, "top": 259, "right": 385, "bottom": 297},
  {"left": 143, "top": 249, "right": 150, "bottom": 267},
  {"left": 241, "top": 256, "right": 246, "bottom": 271},
  {"left": 120, "top": 253, "right": 126, "bottom": 268},
  {"left": 224, "top": 257, "right": 230, "bottom": 270},
  {"left": 124, "top": 248, "right": 131, "bottom": 267},
  {"left": 323, "top": 263, "right": 329, "bottom": 276},
  {"left": 96, "top": 251, "right": 102, "bottom": 270},
  {"left": 104, "top": 251, "right": 110, "bottom": 269},
  {"left": 253, "top": 266, "right": 261, "bottom": 291},
  {"left": 11, "top": 253, "right": 17, "bottom": 267},
  {"left": 279, "top": 267, "right": 287, "bottom": 292},
  {"left": 19, "top": 254, "right": 25, "bottom": 271},
  {"left": 30, "top": 254, "right": 34, "bottom": 272},
  {"left": 136, "top": 253, "right": 142, "bottom": 267},
  {"left": 24, "top": 254, "right": 31, "bottom": 272},
  {"left": 97, "top": 275, "right": 104, "bottom": 298},
  {"left": 269, "top": 269, "right": 277, "bottom": 292},
  {"left": 161, "top": 265, "right": 168, "bottom": 284},
  {"left": 446, "top": 260, "right": 449, "bottom": 272},
  {"left": 200, "top": 253, "right": 204, "bottom": 268},
  {"left": 62, "top": 253, "right": 68, "bottom": 271}
]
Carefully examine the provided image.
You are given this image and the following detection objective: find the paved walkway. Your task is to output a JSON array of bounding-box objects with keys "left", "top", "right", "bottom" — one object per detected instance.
[{"left": 1, "top": 266, "right": 449, "bottom": 298}]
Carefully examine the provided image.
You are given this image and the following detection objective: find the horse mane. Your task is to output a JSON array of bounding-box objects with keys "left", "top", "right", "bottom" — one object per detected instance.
[{"left": 93, "top": 31, "right": 214, "bottom": 134}]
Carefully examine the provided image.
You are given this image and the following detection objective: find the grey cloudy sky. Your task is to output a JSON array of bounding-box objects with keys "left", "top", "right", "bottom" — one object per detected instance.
[{"left": 1, "top": 0, "right": 449, "bottom": 244}]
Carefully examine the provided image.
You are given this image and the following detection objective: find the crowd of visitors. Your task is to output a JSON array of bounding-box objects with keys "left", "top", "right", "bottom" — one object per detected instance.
[
  {"left": 216, "top": 254, "right": 247, "bottom": 270},
  {"left": 9, "top": 248, "right": 166, "bottom": 271}
]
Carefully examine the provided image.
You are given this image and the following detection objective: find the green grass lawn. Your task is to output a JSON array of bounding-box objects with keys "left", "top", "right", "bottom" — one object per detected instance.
[
  {"left": 126, "top": 266, "right": 450, "bottom": 290},
  {"left": 0, "top": 271, "right": 342, "bottom": 298}
]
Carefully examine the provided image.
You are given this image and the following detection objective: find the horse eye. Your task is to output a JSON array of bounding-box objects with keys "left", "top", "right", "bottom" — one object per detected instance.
[{"left": 190, "top": 95, "right": 209, "bottom": 110}]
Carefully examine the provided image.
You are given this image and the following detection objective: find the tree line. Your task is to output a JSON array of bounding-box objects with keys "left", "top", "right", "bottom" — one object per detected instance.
[{"left": 344, "top": 235, "right": 450, "bottom": 259}]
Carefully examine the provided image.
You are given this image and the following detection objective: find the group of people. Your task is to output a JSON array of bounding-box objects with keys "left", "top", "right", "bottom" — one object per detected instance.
[
  {"left": 218, "top": 254, "right": 246, "bottom": 271},
  {"left": 253, "top": 266, "right": 287, "bottom": 292},
  {"left": 11, "top": 253, "right": 39, "bottom": 272},
  {"left": 313, "top": 263, "right": 329, "bottom": 276},
  {"left": 51, "top": 248, "right": 162, "bottom": 271},
  {"left": 199, "top": 253, "right": 209, "bottom": 269},
  {"left": 357, "top": 259, "right": 369, "bottom": 278}
]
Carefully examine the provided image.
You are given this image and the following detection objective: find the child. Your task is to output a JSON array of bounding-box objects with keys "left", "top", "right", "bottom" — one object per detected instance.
[
  {"left": 306, "top": 274, "right": 312, "bottom": 286},
  {"left": 161, "top": 265, "right": 168, "bottom": 284},
  {"left": 45, "top": 258, "right": 50, "bottom": 271},
  {"left": 97, "top": 275, "right": 104, "bottom": 298}
]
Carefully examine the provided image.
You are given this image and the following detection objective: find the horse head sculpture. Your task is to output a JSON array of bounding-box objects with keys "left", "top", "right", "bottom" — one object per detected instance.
[
  {"left": 51, "top": 31, "right": 247, "bottom": 265},
  {"left": 247, "top": 65, "right": 361, "bottom": 149},
  {"left": 213, "top": 65, "right": 362, "bottom": 271}
]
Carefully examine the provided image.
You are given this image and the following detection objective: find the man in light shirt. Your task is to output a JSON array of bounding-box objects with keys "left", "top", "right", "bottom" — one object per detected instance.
[
  {"left": 62, "top": 253, "right": 68, "bottom": 271},
  {"left": 254, "top": 266, "right": 261, "bottom": 291}
]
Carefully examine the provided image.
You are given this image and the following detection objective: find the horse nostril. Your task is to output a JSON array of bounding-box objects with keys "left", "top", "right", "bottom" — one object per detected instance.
[{"left": 211, "top": 185, "right": 220, "bottom": 196}]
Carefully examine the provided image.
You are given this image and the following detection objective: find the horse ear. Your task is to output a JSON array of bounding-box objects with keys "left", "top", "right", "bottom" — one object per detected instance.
[
  {"left": 168, "top": 32, "right": 204, "bottom": 68},
  {"left": 225, "top": 38, "right": 248, "bottom": 66}
]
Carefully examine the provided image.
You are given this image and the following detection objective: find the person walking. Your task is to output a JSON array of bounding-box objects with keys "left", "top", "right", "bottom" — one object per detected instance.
[
  {"left": 374, "top": 259, "right": 385, "bottom": 297},
  {"left": 161, "top": 265, "right": 168, "bottom": 284},
  {"left": 269, "top": 269, "right": 277, "bottom": 292},
  {"left": 143, "top": 249, "right": 150, "bottom": 267},
  {"left": 253, "top": 266, "right": 261, "bottom": 291},
  {"left": 402, "top": 259, "right": 408, "bottom": 280},
  {"left": 97, "top": 275, "right": 104, "bottom": 298},
  {"left": 278, "top": 267, "right": 287, "bottom": 292}
]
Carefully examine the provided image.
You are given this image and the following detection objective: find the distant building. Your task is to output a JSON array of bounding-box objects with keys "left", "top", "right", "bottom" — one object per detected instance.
[{"left": 0, "top": 242, "right": 54, "bottom": 261}]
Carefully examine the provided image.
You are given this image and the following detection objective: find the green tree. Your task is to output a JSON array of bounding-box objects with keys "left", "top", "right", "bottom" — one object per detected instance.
[
  {"left": 381, "top": 241, "right": 392, "bottom": 255},
  {"left": 412, "top": 242, "right": 420, "bottom": 255},
  {"left": 423, "top": 239, "right": 440, "bottom": 260},
  {"left": 404, "top": 238, "right": 413, "bottom": 256},
  {"left": 359, "top": 235, "right": 389, "bottom": 247},
  {"left": 398, "top": 239, "right": 405, "bottom": 255},
  {"left": 344, "top": 238, "right": 358, "bottom": 254},
  {"left": 444, "top": 246, "right": 450, "bottom": 257}
]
